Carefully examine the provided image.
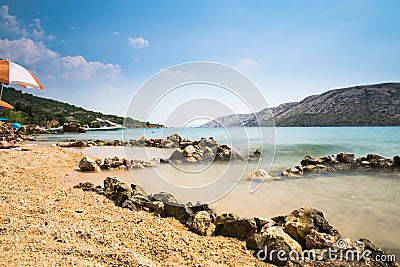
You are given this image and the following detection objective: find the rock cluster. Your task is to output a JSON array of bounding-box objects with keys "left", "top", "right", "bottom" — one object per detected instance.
[
  {"left": 0, "top": 122, "right": 44, "bottom": 141},
  {"left": 168, "top": 137, "right": 244, "bottom": 163},
  {"left": 78, "top": 156, "right": 156, "bottom": 172},
  {"left": 75, "top": 177, "right": 398, "bottom": 266},
  {"left": 282, "top": 152, "right": 400, "bottom": 176}
]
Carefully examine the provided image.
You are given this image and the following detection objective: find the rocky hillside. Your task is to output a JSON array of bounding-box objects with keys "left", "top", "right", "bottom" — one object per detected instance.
[{"left": 202, "top": 83, "right": 400, "bottom": 127}]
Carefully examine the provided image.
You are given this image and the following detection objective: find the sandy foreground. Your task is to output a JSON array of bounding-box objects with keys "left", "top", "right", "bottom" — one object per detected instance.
[{"left": 0, "top": 146, "right": 273, "bottom": 266}]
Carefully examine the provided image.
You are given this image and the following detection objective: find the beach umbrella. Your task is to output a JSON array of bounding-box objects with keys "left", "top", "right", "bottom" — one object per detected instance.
[
  {"left": 0, "top": 118, "right": 8, "bottom": 121},
  {"left": 0, "top": 59, "right": 44, "bottom": 100},
  {"left": 11, "top": 122, "right": 21, "bottom": 130},
  {"left": 0, "top": 100, "right": 14, "bottom": 110}
]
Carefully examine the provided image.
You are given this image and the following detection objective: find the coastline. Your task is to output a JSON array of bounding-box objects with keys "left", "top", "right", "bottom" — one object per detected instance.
[{"left": 0, "top": 146, "right": 272, "bottom": 266}]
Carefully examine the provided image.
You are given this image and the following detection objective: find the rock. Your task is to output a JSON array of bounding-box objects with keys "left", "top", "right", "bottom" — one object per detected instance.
[
  {"left": 393, "top": 156, "right": 400, "bottom": 168},
  {"left": 121, "top": 199, "right": 138, "bottom": 211},
  {"left": 305, "top": 229, "right": 338, "bottom": 249},
  {"left": 151, "top": 192, "right": 177, "bottom": 203},
  {"left": 73, "top": 182, "right": 95, "bottom": 191},
  {"left": 143, "top": 201, "right": 164, "bottom": 215},
  {"left": 247, "top": 169, "right": 271, "bottom": 180},
  {"left": 164, "top": 202, "right": 193, "bottom": 224},
  {"left": 254, "top": 217, "right": 275, "bottom": 233},
  {"left": 188, "top": 211, "right": 212, "bottom": 236},
  {"left": 114, "top": 182, "right": 133, "bottom": 206},
  {"left": 215, "top": 212, "right": 239, "bottom": 225},
  {"left": 247, "top": 226, "right": 302, "bottom": 266},
  {"left": 214, "top": 218, "right": 257, "bottom": 241},
  {"left": 336, "top": 152, "right": 355, "bottom": 164},
  {"left": 131, "top": 184, "right": 150, "bottom": 199},
  {"left": 284, "top": 207, "right": 340, "bottom": 248},
  {"left": 103, "top": 176, "right": 123, "bottom": 201},
  {"left": 78, "top": 157, "right": 101, "bottom": 172}
]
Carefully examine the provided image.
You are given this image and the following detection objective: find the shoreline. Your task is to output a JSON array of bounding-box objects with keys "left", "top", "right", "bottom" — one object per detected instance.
[{"left": 0, "top": 146, "right": 398, "bottom": 266}]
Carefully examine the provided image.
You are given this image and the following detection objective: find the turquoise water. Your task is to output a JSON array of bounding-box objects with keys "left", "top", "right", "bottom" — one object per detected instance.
[{"left": 44, "top": 127, "right": 400, "bottom": 255}]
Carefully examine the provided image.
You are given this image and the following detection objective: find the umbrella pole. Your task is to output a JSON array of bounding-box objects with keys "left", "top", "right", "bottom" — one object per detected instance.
[{"left": 0, "top": 83, "right": 3, "bottom": 100}]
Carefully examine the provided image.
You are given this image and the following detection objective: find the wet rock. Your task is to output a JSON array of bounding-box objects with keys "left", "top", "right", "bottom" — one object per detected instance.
[
  {"left": 78, "top": 156, "right": 101, "bottom": 172},
  {"left": 284, "top": 207, "right": 340, "bottom": 248},
  {"left": 336, "top": 152, "right": 355, "bottom": 164},
  {"left": 247, "top": 169, "right": 272, "bottom": 180},
  {"left": 214, "top": 218, "right": 257, "bottom": 241},
  {"left": 114, "top": 182, "right": 133, "bottom": 206}
]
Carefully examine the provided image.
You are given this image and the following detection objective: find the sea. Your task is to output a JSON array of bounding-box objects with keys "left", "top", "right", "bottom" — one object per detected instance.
[{"left": 36, "top": 127, "right": 400, "bottom": 256}]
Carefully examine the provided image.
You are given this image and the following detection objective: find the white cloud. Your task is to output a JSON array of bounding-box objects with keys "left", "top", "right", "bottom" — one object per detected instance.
[
  {"left": 111, "top": 31, "right": 120, "bottom": 36},
  {"left": 0, "top": 38, "right": 121, "bottom": 81},
  {"left": 70, "top": 26, "right": 76, "bottom": 31},
  {"left": 234, "top": 57, "right": 263, "bottom": 72},
  {"left": 128, "top": 37, "right": 149, "bottom": 48},
  {"left": 32, "top": 18, "right": 45, "bottom": 39},
  {"left": 0, "top": 6, "right": 55, "bottom": 41},
  {"left": 0, "top": 5, "right": 27, "bottom": 36}
]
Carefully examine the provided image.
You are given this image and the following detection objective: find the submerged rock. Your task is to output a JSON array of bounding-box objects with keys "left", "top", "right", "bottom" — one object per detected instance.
[{"left": 283, "top": 152, "right": 400, "bottom": 176}]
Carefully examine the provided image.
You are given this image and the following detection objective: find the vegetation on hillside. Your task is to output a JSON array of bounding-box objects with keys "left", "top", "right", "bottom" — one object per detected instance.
[{"left": 0, "top": 86, "right": 162, "bottom": 128}]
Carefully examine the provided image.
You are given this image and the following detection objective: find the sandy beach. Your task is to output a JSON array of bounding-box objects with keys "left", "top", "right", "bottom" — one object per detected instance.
[{"left": 0, "top": 146, "right": 274, "bottom": 266}]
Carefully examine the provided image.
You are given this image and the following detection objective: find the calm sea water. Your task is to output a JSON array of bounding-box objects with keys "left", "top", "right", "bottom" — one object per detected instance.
[{"left": 41, "top": 127, "right": 400, "bottom": 255}]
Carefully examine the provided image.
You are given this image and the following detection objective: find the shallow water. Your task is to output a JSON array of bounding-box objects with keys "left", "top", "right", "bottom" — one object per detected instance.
[{"left": 54, "top": 127, "right": 400, "bottom": 255}]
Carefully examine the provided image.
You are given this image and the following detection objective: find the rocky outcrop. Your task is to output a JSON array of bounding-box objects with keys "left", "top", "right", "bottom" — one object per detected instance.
[
  {"left": 282, "top": 152, "right": 400, "bottom": 176},
  {"left": 78, "top": 156, "right": 155, "bottom": 172},
  {"left": 168, "top": 137, "right": 244, "bottom": 163},
  {"left": 75, "top": 179, "right": 399, "bottom": 267},
  {"left": 78, "top": 156, "right": 101, "bottom": 172}
]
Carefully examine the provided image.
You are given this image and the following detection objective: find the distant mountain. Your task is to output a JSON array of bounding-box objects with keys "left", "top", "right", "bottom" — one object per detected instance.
[
  {"left": 0, "top": 86, "right": 162, "bottom": 128},
  {"left": 201, "top": 83, "right": 400, "bottom": 127}
]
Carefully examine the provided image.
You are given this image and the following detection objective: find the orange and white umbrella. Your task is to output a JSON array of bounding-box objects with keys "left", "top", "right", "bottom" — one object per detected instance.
[
  {"left": 0, "top": 100, "right": 13, "bottom": 110},
  {"left": 0, "top": 59, "right": 44, "bottom": 99}
]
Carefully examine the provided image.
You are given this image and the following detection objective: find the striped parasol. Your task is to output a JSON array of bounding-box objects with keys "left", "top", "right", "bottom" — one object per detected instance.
[
  {"left": 0, "top": 59, "right": 44, "bottom": 100},
  {"left": 0, "top": 99, "right": 14, "bottom": 110}
]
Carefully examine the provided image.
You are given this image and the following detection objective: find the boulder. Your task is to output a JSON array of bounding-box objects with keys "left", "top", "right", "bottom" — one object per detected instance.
[
  {"left": 143, "top": 201, "right": 164, "bottom": 215},
  {"left": 254, "top": 217, "right": 275, "bottom": 233},
  {"left": 121, "top": 199, "right": 138, "bottom": 211},
  {"left": 305, "top": 229, "right": 338, "bottom": 249},
  {"left": 104, "top": 176, "right": 123, "bottom": 200},
  {"left": 188, "top": 211, "right": 213, "bottom": 236},
  {"left": 151, "top": 192, "right": 177, "bottom": 203},
  {"left": 214, "top": 218, "right": 257, "bottom": 241},
  {"left": 336, "top": 152, "right": 355, "bottom": 164},
  {"left": 114, "top": 182, "right": 133, "bottom": 206},
  {"left": 215, "top": 212, "right": 239, "bottom": 225},
  {"left": 78, "top": 156, "right": 101, "bottom": 172},
  {"left": 247, "top": 226, "right": 302, "bottom": 266},
  {"left": 163, "top": 202, "right": 193, "bottom": 224},
  {"left": 283, "top": 207, "right": 340, "bottom": 248}
]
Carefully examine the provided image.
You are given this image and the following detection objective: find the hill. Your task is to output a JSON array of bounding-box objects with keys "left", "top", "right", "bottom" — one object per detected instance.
[
  {"left": 201, "top": 83, "right": 400, "bottom": 127},
  {"left": 0, "top": 86, "right": 162, "bottom": 128}
]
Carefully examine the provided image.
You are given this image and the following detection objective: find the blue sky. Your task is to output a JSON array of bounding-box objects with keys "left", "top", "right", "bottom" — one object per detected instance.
[{"left": 0, "top": 0, "right": 399, "bottom": 124}]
